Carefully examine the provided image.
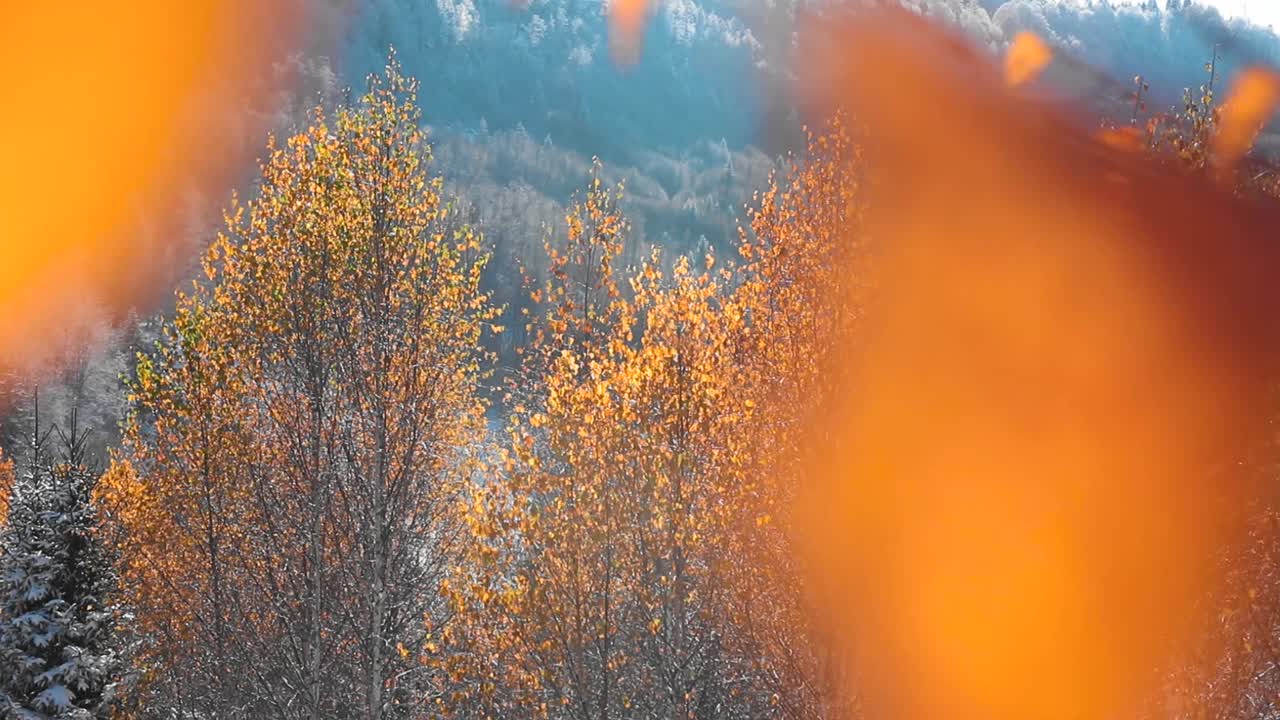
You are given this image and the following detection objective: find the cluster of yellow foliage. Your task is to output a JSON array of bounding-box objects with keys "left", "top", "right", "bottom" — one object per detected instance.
[
  {"left": 436, "top": 120, "right": 862, "bottom": 719},
  {"left": 1097, "top": 53, "right": 1280, "bottom": 190},
  {"left": 0, "top": 448, "right": 11, "bottom": 527},
  {"left": 96, "top": 60, "right": 497, "bottom": 718}
]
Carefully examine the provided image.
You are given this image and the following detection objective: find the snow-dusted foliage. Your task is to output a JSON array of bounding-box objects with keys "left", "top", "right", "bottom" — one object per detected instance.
[{"left": 0, "top": 418, "right": 119, "bottom": 720}]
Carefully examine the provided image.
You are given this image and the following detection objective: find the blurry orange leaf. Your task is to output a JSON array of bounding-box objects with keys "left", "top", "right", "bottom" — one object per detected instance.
[
  {"left": 1096, "top": 126, "right": 1144, "bottom": 153},
  {"left": 1005, "top": 32, "right": 1052, "bottom": 87},
  {"left": 0, "top": 1, "right": 301, "bottom": 385},
  {"left": 608, "top": 0, "right": 652, "bottom": 65},
  {"left": 1214, "top": 68, "right": 1280, "bottom": 176},
  {"left": 800, "top": 8, "right": 1280, "bottom": 720}
]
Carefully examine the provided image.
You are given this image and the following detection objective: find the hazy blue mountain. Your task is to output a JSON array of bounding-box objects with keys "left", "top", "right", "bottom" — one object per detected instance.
[
  {"left": 321, "top": 0, "right": 1280, "bottom": 257},
  {"left": 342, "top": 0, "right": 768, "bottom": 162}
]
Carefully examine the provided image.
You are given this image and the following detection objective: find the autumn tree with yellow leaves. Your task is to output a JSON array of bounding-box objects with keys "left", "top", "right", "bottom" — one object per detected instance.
[
  {"left": 440, "top": 169, "right": 640, "bottom": 719},
  {"left": 717, "top": 117, "right": 865, "bottom": 720},
  {"left": 441, "top": 119, "right": 864, "bottom": 720},
  {"left": 99, "top": 60, "right": 496, "bottom": 720},
  {"left": 443, "top": 169, "right": 750, "bottom": 718}
]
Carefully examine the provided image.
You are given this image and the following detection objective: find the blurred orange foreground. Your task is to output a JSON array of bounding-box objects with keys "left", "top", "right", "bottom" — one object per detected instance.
[
  {"left": 798, "top": 9, "right": 1280, "bottom": 720},
  {"left": 0, "top": 2, "right": 300, "bottom": 376}
]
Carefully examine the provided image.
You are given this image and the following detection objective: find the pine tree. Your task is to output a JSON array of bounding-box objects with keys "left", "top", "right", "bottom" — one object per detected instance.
[{"left": 0, "top": 410, "right": 119, "bottom": 719}]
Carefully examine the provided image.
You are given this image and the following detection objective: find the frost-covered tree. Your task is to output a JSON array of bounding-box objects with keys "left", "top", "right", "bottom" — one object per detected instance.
[{"left": 0, "top": 411, "right": 119, "bottom": 719}]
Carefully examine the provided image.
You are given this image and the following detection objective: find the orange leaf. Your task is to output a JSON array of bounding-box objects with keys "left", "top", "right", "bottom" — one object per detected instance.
[
  {"left": 1005, "top": 32, "right": 1052, "bottom": 88},
  {"left": 1214, "top": 68, "right": 1280, "bottom": 177}
]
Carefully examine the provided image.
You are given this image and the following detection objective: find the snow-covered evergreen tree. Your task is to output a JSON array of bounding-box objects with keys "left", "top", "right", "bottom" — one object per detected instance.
[{"left": 0, "top": 410, "right": 119, "bottom": 719}]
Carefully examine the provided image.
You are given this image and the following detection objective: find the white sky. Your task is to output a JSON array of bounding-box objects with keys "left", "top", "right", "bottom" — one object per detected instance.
[{"left": 1174, "top": 0, "right": 1280, "bottom": 29}]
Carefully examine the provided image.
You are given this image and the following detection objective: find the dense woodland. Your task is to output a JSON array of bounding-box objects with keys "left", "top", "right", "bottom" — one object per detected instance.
[{"left": 2, "top": 53, "right": 1280, "bottom": 720}]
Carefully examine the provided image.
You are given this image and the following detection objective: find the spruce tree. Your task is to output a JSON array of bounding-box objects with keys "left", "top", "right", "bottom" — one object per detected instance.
[{"left": 0, "top": 410, "right": 119, "bottom": 719}]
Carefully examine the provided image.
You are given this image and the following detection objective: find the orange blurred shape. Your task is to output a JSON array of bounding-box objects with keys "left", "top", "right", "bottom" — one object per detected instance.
[
  {"left": 0, "top": 2, "right": 301, "bottom": 376},
  {"left": 799, "top": 8, "right": 1280, "bottom": 720},
  {"left": 1096, "top": 125, "right": 1145, "bottom": 152},
  {"left": 1213, "top": 67, "right": 1280, "bottom": 180},
  {"left": 1005, "top": 32, "right": 1052, "bottom": 87},
  {"left": 608, "top": 0, "right": 653, "bottom": 65}
]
